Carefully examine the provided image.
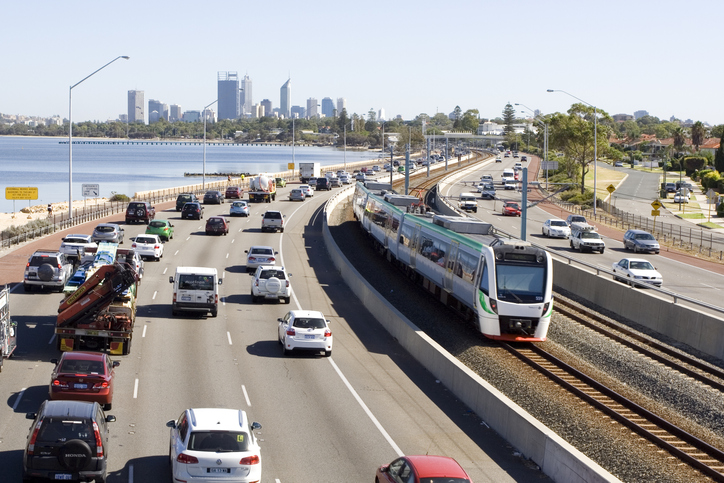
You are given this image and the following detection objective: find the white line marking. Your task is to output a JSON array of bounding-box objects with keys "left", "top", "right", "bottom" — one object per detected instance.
[
  {"left": 174, "top": 250, "right": 179, "bottom": 256},
  {"left": 129, "top": 463, "right": 134, "bottom": 483},
  {"left": 133, "top": 379, "right": 139, "bottom": 399},
  {"left": 163, "top": 267, "right": 167, "bottom": 275},
  {"left": 152, "top": 291, "right": 157, "bottom": 300},
  {"left": 231, "top": 239, "right": 235, "bottom": 244},
  {"left": 700, "top": 283, "right": 721, "bottom": 290},
  {"left": 142, "top": 325, "right": 147, "bottom": 338},
  {"left": 242, "top": 385, "right": 251, "bottom": 407},
  {"left": 186, "top": 236, "right": 190, "bottom": 241},
  {"left": 48, "top": 333, "right": 56, "bottom": 345},
  {"left": 227, "top": 332, "right": 233, "bottom": 345},
  {"left": 226, "top": 253, "right": 229, "bottom": 259},
  {"left": 12, "top": 388, "right": 26, "bottom": 410}
]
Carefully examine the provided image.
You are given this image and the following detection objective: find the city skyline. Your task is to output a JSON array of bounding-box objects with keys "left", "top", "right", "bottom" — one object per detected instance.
[{"left": 3, "top": 0, "right": 723, "bottom": 126}]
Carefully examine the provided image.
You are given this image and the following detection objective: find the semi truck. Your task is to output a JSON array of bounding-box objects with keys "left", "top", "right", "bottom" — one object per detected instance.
[
  {"left": 248, "top": 174, "right": 277, "bottom": 203},
  {"left": 299, "top": 162, "right": 321, "bottom": 183},
  {"left": 0, "top": 286, "right": 17, "bottom": 372}
]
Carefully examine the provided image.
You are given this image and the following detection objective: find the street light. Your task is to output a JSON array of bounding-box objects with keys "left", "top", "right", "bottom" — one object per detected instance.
[
  {"left": 547, "top": 89, "right": 598, "bottom": 215},
  {"left": 68, "top": 55, "right": 129, "bottom": 219},
  {"left": 203, "top": 99, "right": 218, "bottom": 189},
  {"left": 515, "top": 104, "right": 549, "bottom": 189}
]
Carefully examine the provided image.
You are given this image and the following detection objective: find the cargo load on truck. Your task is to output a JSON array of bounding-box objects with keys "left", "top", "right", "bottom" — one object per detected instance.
[
  {"left": 299, "top": 162, "right": 321, "bottom": 183},
  {"left": 248, "top": 174, "right": 277, "bottom": 203},
  {"left": 0, "top": 286, "right": 17, "bottom": 372}
]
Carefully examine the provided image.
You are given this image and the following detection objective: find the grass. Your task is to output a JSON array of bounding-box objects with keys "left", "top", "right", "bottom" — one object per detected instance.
[
  {"left": 699, "top": 221, "right": 724, "bottom": 229},
  {"left": 678, "top": 212, "right": 706, "bottom": 219}
]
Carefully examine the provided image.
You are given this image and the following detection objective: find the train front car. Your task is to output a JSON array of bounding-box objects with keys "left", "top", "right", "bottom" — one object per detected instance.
[{"left": 477, "top": 240, "right": 552, "bottom": 341}]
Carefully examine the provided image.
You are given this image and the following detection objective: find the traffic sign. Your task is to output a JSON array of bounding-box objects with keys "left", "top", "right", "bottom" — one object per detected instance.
[
  {"left": 706, "top": 188, "right": 718, "bottom": 204},
  {"left": 607, "top": 184, "right": 616, "bottom": 194},
  {"left": 651, "top": 209, "right": 661, "bottom": 217},
  {"left": 651, "top": 200, "right": 662, "bottom": 210},
  {"left": 5, "top": 187, "right": 38, "bottom": 200},
  {"left": 288, "top": 163, "right": 295, "bottom": 170},
  {"left": 82, "top": 184, "right": 99, "bottom": 197}
]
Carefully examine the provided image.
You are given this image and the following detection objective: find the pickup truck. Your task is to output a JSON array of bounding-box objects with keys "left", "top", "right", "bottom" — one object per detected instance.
[
  {"left": 569, "top": 223, "right": 605, "bottom": 253},
  {"left": 261, "top": 210, "right": 284, "bottom": 233}
]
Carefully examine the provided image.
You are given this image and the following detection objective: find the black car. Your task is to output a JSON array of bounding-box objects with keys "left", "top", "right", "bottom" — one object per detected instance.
[
  {"left": 203, "top": 190, "right": 224, "bottom": 204},
  {"left": 125, "top": 201, "right": 155, "bottom": 224},
  {"left": 181, "top": 202, "right": 204, "bottom": 220},
  {"left": 316, "top": 177, "right": 330, "bottom": 191},
  {"left": 23, "top": 400, "right": 116, "bottom": 482},
  {"left": 176, "top": 193, "right": 199, "bottom": 211}
]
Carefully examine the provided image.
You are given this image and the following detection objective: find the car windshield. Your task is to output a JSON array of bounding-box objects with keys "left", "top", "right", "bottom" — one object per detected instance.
[
  {"left": 259, "top": 270, "right": 285, "bottom": 280},
  {"left": 37, "top": 419, "right": 93, "bottom": 444},
  {"left": 208, "top": 218, "right": 224, "bottom": 224},
  {"left": 59, "top": 359, "right": 104, "bottom": 374},
  {"left": 178, "top": 274, "right": 215, "bottom": 290},
  {"left": 630, "top": 261, "right": 654, "bottom": 270},
  {"left": 505, "top": 203, "right": 519, "bottom": 209},
  {"left": 495, "top": 264, "right": 546, "bottom": 303},
  {"left": 188, "top": 431, "right": 250, "bottom": 452},
  {"left": 64, "top": 238, "right": 88, "bottom": 244},
  {"left": 232, "top": 202, "right": 246, "bottom": 207},
  {"left": 570, "top": 216, "right": 586, "bottom": 223},
  {"left": 581, "top": 232, "right": 601, "bottom": 239},
  {"left": 251, "top": 248, "right": 273, "bottom": 256},
  {"left": 264, "top": 212, "right": 281, "bottom": 219},
  {"left": 292, "top": 318, "right": 326, "bottom": 329},
  {"left": 550, "top": 221, "right": 567, "bottom": 227},
  {"left": 179, "top": 195, "right": 193, "bottom": 202},
  {"left": 634, "top": 233, "right": 655, "bottom": 240},
  {"left": 149, "top": 221, "right": 166, "bottom": 228},
  {"left": 184, "top": 203, "right": 199, "bottom": 210}
]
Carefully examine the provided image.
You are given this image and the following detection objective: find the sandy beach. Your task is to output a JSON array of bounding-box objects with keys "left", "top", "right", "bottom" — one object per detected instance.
[{"left": 0, "top": 198, "right": 110, "bottom": 233}]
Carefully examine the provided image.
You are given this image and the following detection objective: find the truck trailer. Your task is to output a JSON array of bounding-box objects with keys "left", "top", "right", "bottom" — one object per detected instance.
[
  {"left": 299, "top": 162, "right": 321, "bottom": 183},
  {"left": 0, "top": 286, "right": 17, "bottom": 372}
]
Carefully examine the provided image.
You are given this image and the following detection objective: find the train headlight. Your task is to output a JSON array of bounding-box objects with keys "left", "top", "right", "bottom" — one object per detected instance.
[
  {"left": 490, "top": 299, "right": 498, "bottom": 314},
  {"left": 542, "top": 302, "right": 550, "bottom": 315}
]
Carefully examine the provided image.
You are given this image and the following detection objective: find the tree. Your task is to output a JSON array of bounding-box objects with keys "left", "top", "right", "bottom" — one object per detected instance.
[
  {"left": 672, "top": 126, "right": 687, "bottom": 155},
  {"left": 691, "top": 121, "right": 706, "bottom": 151},
  {"left": 715, "top": 137, "right": 724, "bottom": 173},
  {"left": 502, "top": 103, "right": 516, "bottom": 135},
  {"left": 461, "top": 109, "right": 479, "bottom": 133},
  {"left": 452, "top": 106, "right": 463, "bottom": 129}
]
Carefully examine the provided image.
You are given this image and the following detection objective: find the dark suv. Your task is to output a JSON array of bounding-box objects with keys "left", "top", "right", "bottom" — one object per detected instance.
[
  {"left": 176, "top": 193, "right": 199, "bottom": 211},
  {"left": 316, "top": 177, "right": 330, "bottom": 191},
  {"left": 125, "top": 201, "right": 155, "bottom": 224},
  {"left": 24, "top": 250, "right": 74, "bottom": 292},
  {"left": 23, "top": 400, "right": 116, "bottom": 482},
  {"left": 181, "top": 202, "right": 204, "bottom": 220}
]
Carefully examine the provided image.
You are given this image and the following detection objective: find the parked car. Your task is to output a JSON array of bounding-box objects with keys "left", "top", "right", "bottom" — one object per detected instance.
[
  {"left": 125, "top": 201, "right": 155, "bottom": 224},
  {"left": 23, "top": 250, "right": 75, "bottom": 292},
  {"left": 275, "top": 177, "right": 287, "bottom": 187},
  {"left": 205, "top": 216, "right": 230, "bottom": 236},
  {"left": 176, "top": 193, "right": 198, "bottom": 211},
  {"left": 288, "top": 188, "right": 305, "bottom": 202},
  {"left": 542, "top": 218, "right": 571, "bottom": 238},
  {"left": 673, "top": 191, "right": 690, "bottom": 203},
  {"left": 664, "top": 182, "right": 677, "bottom": 193},
  {"left": 376, "top": 455, "right": 472, "bottom": 483},
  {"left": 251, "top": 265, "right": 291, "bottom": 304},
  {"left": 261, "top": 210, "right": 284, "bottom": 233},
  {"left": 277, "top": 310, "right": 332, "bottom": 357},
  {"left": 131, "top": 234, "right": 164, "bottom": 260},
  {"left": 299, "top": 184, "right": 314, "bottom": 197},
  {"left": 316, "top": 177, "right": 331, "bottom": 191},
  {"left": 203, "top": 190, "right": 224, "bottom": 204},
  {"left": 49, "top": 351, "right": 120, "bottom": 410},
  {"left": 23, "top": 400, "right": 116, "bottom": 483},
  {"left": 230, "top": 200, "right": 250, "bottom": 217},
  {"left": 623, "top": 229, "right": 660, "bottom": 254},
  {"left": 145, "top": 219, "right": 174, "bottom": 241},
  {"left": 181, "top": 202, "right": 204, "bottom": 220},
  {"left": 612, "top": 258, "right": 663, "bottom": 287},
  {"left": 502, "top": 201, "right": 521, "bottom": 217},
  {"left": 614, "top": 161, "right": 624, "bottom": 167},
  {"left": 245, "top": 246, "right": 278, "bottom": 272},
  {"left": 91, "top": 223, "right": 124, "bottom": 244},
  {"left": 166, "top": 408, "right": 262, "bottom": 483},
  {"left": 225, "top": 186, "right": 243, "bottom": 199}
]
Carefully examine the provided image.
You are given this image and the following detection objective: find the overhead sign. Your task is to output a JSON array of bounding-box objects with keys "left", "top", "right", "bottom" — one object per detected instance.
[
  {"left": 5, "top": 187, "right": 38, "bottom": 200},
  {"left": 82, "top": 184, "right": 99, "bottom": 197},
  {"left": 651, "top": 209, "right": 661, "bottom": 217},
  {"left": 607, "top": 184, "right": 616, "bottom": 194},
  {"left": 651, "top": 200, "right": 662, "bottom": 210}
]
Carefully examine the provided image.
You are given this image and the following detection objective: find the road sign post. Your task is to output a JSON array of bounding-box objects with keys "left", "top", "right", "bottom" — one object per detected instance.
[
  {"left": 707, "top": 189, "right": 719, "bottom": 223},
  {"left": 650, "top": 200, "right": 663, "bottom": 232}
]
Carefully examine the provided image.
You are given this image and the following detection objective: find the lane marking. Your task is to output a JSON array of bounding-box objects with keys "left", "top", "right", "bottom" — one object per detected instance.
[
  {"left": 129, "top": 464, "right": 134, "bottom": 483},
  {"left": 152, "top": 291, "right": 157, "bottom": 300},
  {"left": 174, "top": 250, "right": 179, "bottom": 256},
  {"left": 227, "top": 331, "right": 233, "bottom": 345},
  {"left": 48, "top": 333, "right": 56, "bottom": 345},
  {"left": 186, "top": 236, "right": 190, "bottom": 241},
  {"left": 163, "top": 267, "right": 167, "bottom": 275},
  {"left": 242, "top": 385, "right": 251, "bottom": 407},
  {"left": 12, "top": 388, "right": 26, "bottom": 410},
  {"left": 700, "top": 283, "right": 721, "bottom": 290},
  {"left": 142, "top": 324, "right": 147, "bottom": 338},
  {"left": 133, "top": 378, "right": 139, "bottom": 399},
  {"left": 226, "top": 253, "right": 229, "bottom": 259},
  {"left": 231, "top": 239, "right": 235, "bottom": 244}
]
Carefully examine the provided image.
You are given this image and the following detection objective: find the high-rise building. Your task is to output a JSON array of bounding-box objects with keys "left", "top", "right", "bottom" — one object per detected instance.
[
  {"left": 128, "top": 90, "right": 145, "bottom": 124},
  {"left": 336, "top": 97, "right": 347, "bottom": 115},
  {"left": 290, "top": 106, "right": 304, "bottom": 118},
  {"left": 149, "top": 99, "right": 164, "bottom": 123},
  {"left": 321, "top": 97, "right": 334, "bottom": 117},
  {"left": 218, "top": 72, "right": 240, "bottom": 120},
  {"left": 260, "top": 99, "right": 272, "bottom": 117},
  {"left": 280, "top": 78, "right": 291, "bottom": 118},
  {"left": 183, "top": 111, "right": 201, "bottom": 122},
  {"left": 250, "top": 104, "right": 261, "bottom": 118},
  {"left": 169, "top": 105, "right": 182, "bottom": 122},
  {"left": 306, "top": 98, "right": 318, "bottom": 119},
  {"left": 634, "top": 110, "right": 649, "bottom": 119},
  {"left": 241, "top": 75, "right": 252, "bottom": 117},
  {"left": 377, "top": 108, "right": 386, "bottom": 121}
]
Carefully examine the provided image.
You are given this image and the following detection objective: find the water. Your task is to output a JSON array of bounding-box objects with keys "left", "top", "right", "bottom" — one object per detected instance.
[{"left": 0, "top": 136, "right": 376, "bottom": 213}]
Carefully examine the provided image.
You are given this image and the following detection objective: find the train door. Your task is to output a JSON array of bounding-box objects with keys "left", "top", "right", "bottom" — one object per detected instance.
[
  {"left": 442, "top": 242, "right": 459, "bottom": 292},
  {"left": 409, "top": 225, "right": 421, "bottom": 270}
]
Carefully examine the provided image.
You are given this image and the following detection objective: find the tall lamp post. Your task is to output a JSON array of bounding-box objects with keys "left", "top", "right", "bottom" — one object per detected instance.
[
  {"left": 515, "top": 103, "right": 549, "bottom": 189},
  {"left": 547, "top": 89, "right": 598, "bottom": 215},
  {"left": 202, "top": 99, "right": 218, "bottom": 190},
  {"left": 69, "top": 55, "right": 129, "bottom": 219}
]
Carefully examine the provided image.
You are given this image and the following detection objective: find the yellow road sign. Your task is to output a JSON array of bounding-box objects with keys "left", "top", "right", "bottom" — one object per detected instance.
[
  {"left": 607, "top": 184, "right": 616, "bottom": 194},
  {"left": 5, "top": 187, "right": 38, "bottom": 200},
  {"left": 651, "top": 200, "right": 662, "bottom": 210},
  {"left": 651, "top": 209, "right": 660, "bottom": 217},
  {"left": 288, "top": 163, "right": 295, "bottom": 170}
]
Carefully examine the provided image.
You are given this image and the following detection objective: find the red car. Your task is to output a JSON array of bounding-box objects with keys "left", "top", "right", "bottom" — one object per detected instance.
[
  {"left": 205, "top": 216, "right": 229, "bottom": 235},
  {"left": 225, "top": 186, "right": 243, "bottom": 199},
  {"left": 376, "top": 455, "right": 472, "bottom": 483},
  {"left": 49, "top": 351, "right": 120, "bottom": 410},
  {"left": 502, "top": 201, "right": 521, "bottom": 217}
]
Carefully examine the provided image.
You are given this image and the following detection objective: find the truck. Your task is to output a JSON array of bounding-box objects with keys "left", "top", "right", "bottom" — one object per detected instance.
[
  {"left": 55, "top": 249, "right": 140, "bottom": 355},
  {"left": 299, "top": 162, "right": 321, "bottom": 183},
  {"left": 458, "top": 193, "right": 478, "bottom": 213},
  {"left": 569, "top": 222, "right": 606, "bottom": 253},
  {"left": 248, "top": 174, "right": 277, "bottom": 203},
  {"left": 0, "top": 286, "right": 18, "bottom": 372}
]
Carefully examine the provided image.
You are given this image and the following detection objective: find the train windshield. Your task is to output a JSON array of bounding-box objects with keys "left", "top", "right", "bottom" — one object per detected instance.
[{"left": 495, "top": 264, "right": 546, "bottom": 303}]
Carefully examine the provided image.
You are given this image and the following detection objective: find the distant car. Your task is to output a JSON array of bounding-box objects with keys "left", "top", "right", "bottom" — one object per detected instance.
[
  {"left": 289, "top": 188, "right": 305, "bottom": 202},
  {"left": 673, "top": 192, "right": 690, "bottom": 203},
  {"left": 91, "top": 223, "right": 124, "bottom": 244},
  {"left": 480, "top": 174, "right": 494, "bottom": 183},
  {"left": 664, "top": 182, "right": 677, "bottom": 193},
  {"left": 521, "top": 155, "right": 527, "bottom": 161},
  {"left": 251, "top": 265, "right": 292, "bottom": 304},
  {"left": 308, "top": 178, "right": 318, "bottom": 188},
  {"left": 339, "top": 174, "right": 351, "bottom": 184},
  {"left": 612, "top": 258, "right": 663, "bottom": 287},
  {"left": 372, "top": 165, "right": 380, "bottom": 172},
  {"left": 614, "top": 161, "right": 624, "bottom": 167},
  {"left": 495, "top": 157, "right": 502, "bottom": 163},
  {"left": 502, "top": 201, "right": 521, "bottom": 216},
  {"left": 176, "top": 193, "right": 199, "bottom": 211},
  {"left": 376, "top": 455, "right": 472, "bottom": 483},
  {"left": 356, "top": 173, "right": 367, "bottom": 181},
  {"left": 514, "top": 162, "right": 523, "bottom": 171},
  {"left": 205, "top": 216, "right": 229, "bottom": 236},
  {"left": 203, "top": 190, "right": 224, "bottom": 204},
  {"left": 225, "top": 186, "right": 243, "bottom": 199},
  {"left": 504, "top": 153, "right": 510, "bottom": 158},
  {"left": 565, "top": 214, "right": 587, "bottom": 226},
  {"left": 261, "top": 210, "right": 284, "bottom": 233},
  {"left": 275, "top": 177, "right": 287, "bottom": 187},
  {"left": 542, "top": 218, "right": 571, "bottom": 238},
  {"left": 181, "top": 202, "right": 204, "bottom": 220},
  {"left": 329, "top": 176, "right": 341, "bottom": 188},
  {"left": 245, "top": 246, "right": 278, "bottom": 272},
  {"left": 300, "top": 184, "right": 313, "bottom": 197},
  {"left": 132, "top": 234, "right": 164, "bottom": 260},
  {"left": 316, "top": 177, "right": 330, "bottom": 191},
  {"left": 230, "top": 200, "right": 250, "bottom": 217},
  {"left": 623, "top": 229, "right": 660, "bottom": 254},
  {"left": 277, "top": 310, "right": 333, "bottom": 357},
  {"left": 125, "top": 201, "right": 155, "bottom": 225},
  {"left": 23, "top": 250, "right": 75, "bottom": 292},
  {"left": 49, "top": 351, "right": 120, "bottom": 410},
  {"left": 145, "top": 219, "right": 174, "bottom": 241},
  {"left": 59, "top": 234, "right": 97, "bottom": 261}
]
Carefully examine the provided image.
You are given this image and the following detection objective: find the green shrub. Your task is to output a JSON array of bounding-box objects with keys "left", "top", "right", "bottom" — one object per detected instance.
[
  {"left": 1, "top": 218, "right": 54, "bottom": 239},
  {"left": 109, "top": 193, "right": 130, "bottom": 202},
  {"left": 684, "top": 156, "right": 707, "bottom": 175},
  {"left": 701, "top": 171, "right": 721, "bottom": 190}
]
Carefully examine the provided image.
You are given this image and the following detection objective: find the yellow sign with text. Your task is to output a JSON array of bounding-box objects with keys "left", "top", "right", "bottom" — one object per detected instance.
[
  {"left": 288, "top": 163, "right": 295, "bottom": 170},
  {"left": 651, "top": 209, "right": 660, "bottom": 217},
  {"left": 607, "top": 184, "right": 616, "bottom": 194},
  {"left": 5, "top": 187, "right": 38, "bottom": 200}
]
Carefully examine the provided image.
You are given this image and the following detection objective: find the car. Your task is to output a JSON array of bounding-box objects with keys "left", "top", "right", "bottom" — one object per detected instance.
[
  {"left": 91, "top": 223, "right": 124, "bottom": 244},
  {"left": 565, "top": 214, "right": 587, "bottom": 226},
  {"left": 502, "top": 201, "right": 521, "bottom": 216},
  {"left": 176, "top": 193, "right": 199, "bottom": 211},
  {"left": 125, "top": 201, "right": 155, "bottom": 224},
  {"left": 288, "top": 188, "right": 305, "bottom": 201},
  {"left": 48, "top": 351, "right": 120, "bottom": 410},
  {"left": 24, "top": 401, "right": 116, "bottom": 482},
  {"left": 480, "top": 184, "right": 496, "bottom": 200},
  {"left": 132, "top": 234, "right": 164, "bottom": 260},
  {"left": 542, "top": 218, "right": 571, "bottom": 238},
  {"left": 261, "top": 210, "right": 284, "bottom": 233},
  {"left": 63, "top": 266, "right": 89, "bottom": 296},
  {"left": 277, "top": 310, "right": 333, "bottom": 357},
  {"left": 308, "top": 177, "right": 318, "bottom": 188},
  {"left": 145, "top": 219, "right": 174, "bottom": 241},
  {"left": 59, "top": 234, "right": 97, "bottom": 263},
  {"left": 169, "top": 267, "right": 221, "bottom": 317},
  {"left": 673, "top": 191, "right": 690, "bottom": 203},
  {"left": 225, "top": 186, "right": 243, "bottom": 199},
  {"left": 397, "top": 166, "right": 405, "bottom": 173},
  {"left": 275, "top": 177, "right": 287, "bottom": 187},
  {"left": 495, "top": 157, "right": 502, "bottom": 163},
  {"left": 251, "top": 265, "right": 292, "bottom": 304},
  {"left": 126, "top": 248, "right": 145, "bottom": 280},
  {"left": 612, "top": 258, "right": 663, "bottom": 287},
  {"left": 664, "top": 182, "right": 677, "bottom": 193},
  {"left": 23, "top": 250, "right": 75, "bottom": 292},
  {"left": 230, "top": 200, "right": 250, "bottom": 217},
  {"left": 205, "top": 216, "right": 229, "bottom": 235},
  {"left": 372, "top": 165, "right": 380, "bottom": 172},
  {"left": 181, "top": 202, "right": 204, "bottom": 220},
  {"left": 360, "top": 167, "right": 368, "bottom": 174},
  {"left": 316, "top": 177, "right": 330, "bottom": 191},
  {"left": 245, "top": 246, "right": 278, "bottom": 272},
  {"left": 614, "top": 161, "right": 624, "bottom": 167},
  {"left": 480, "top": 174, "right": 494, "bottom": 183},
  {"left": 623, "top": 229, "right": 660, "bottom": 254},
  {"left": 299, "top": 184, "right": 314, "bottom": 197},
  {"left": 167, "top": 408, "right": 262, "bottom": 483},
  {"left": 570, "top": 226, "right": 606, "bottom": 253},
  {"left": 514, "top": 162, "right": 523, "bottom": 171},
  {"left": 329, "top": 176, "right": 341, "bottom": 188},
  {"left": 203, "top": 190, "right": 224, "bottom": 204},
  {"left": 504, "top": 153, "right": 510, "bottom": 158},
  {"left": 339, "top": 174, "right": 351, "bottom": 184},
  {"left": 521, "top": 155, "right": 528, "bottom": 161},
  {"left": 376, "top": 455, "right": 472, "bottom": 483}
]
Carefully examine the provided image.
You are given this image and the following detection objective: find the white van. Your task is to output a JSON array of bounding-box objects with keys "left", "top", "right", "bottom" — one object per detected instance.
[
  {"left": 458, "top": 193, "right": 478, "bottom": 213},
  {"left": 502, "top": 168, "right": 515, "bottom": 180},
  {"left": 169, "top": 267, "right": 222, "bottom": 317}
]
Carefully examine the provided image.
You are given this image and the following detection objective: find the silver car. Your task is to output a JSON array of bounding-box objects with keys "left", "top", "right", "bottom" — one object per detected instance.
[
  {"left": 230, "top": 200, "right": 250, "bottom": 217},
  {"left": 245, "top": 246, "right": 278, "bottom": 272},
  {"left": 91, "top": 223, "right": 124, "bottom": 244},
  {"left": 288, "top": 189, "right": 305, "bottom": 202}
]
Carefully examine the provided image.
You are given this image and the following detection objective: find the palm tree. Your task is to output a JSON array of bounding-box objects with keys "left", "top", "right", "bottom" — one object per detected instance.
[
  {"left": 672, "top": 127, "right": 688, "bottom": 172},
  {"left": 691, "top": 121, "right": 706, "bottom": 151}
]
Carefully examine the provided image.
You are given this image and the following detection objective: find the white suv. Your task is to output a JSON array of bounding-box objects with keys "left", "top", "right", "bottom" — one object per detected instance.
[
  {"left": 167, "top": 408, "right": 262, "bottom": 483},
  {"left": 23, "top": 250, "right": 74, "bottom": 292},
  {"left": 277, "top": 310, "right": 333, "bottom": 357},
  {"left": 251, "top": 266, "right": 291, "bottom": 304},
  {"left": 131, "top": 234, "right": 164, "bottom": 261}
]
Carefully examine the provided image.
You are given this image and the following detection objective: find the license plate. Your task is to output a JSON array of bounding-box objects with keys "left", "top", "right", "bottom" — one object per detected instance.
[
  {"left": 305, "top": 335, "right": 316, "bottom": 339},
  {"left": 54, "top": 475, "right": 73, "bottom": 480},
  {"left": 74, "top": 383, "right": 87, "bottom": 389},
  {"left": 207, "top": 468, "right": 230, "bottom": 474},
  {"left": 181, "top": 295, "right": 191, "bottom": 301}
]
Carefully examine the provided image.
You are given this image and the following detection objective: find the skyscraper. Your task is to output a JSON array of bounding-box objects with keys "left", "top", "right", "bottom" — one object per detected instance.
[
  {"left": 218, "top": 72, "right": 240, "bottom": 120},
  {"left": 149, "top": 99, "right": 163, "bottom": 123},
  {"left": 241, "top": 75, "right": 252, "bottom": 117},
  {"left": 169, "top": 105, "right": 182, "bottom": 122},
  {"left": 306, "top": 98, "right": 318, "bottom": 119},
  {"left": 128, "top": 90, "right": 145, "bottom": 124},
  {"left": 280, "top": 78, "right": 291, "bottom": 118},
  {"left": 336, "top": 97, "right": 347, "bottom": 115},
  {"left": 321, "top": 97, "right": 334, "bottom": 117},
  {"left": 260, "top": 99, "right": 272, "bottom": 117}
]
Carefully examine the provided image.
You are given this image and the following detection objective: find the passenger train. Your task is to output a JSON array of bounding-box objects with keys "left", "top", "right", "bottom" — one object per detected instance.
[{"left": 352, "top": 183, "right": 553, "bottom": 341}]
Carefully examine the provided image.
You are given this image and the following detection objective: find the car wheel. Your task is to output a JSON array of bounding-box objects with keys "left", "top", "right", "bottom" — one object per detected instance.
[
  {"left": 280, "top": 228, "right": 284, "bottom": 233},
  {"left": 284, "top": 297, "right": 291, "bottom": 304},
  {"left": 569, "top": 241, "right": 574, "bottom": 248},
  {"left": 155, "top": 256, "right": 160, "bottom": 261},
  {"left": 211, "top": 309, "right": 218, "bottom": 317},
  {"left": 104, "top": 403, "right": 112, "bottom": 411},
  {"left": 283, "top": 345, "right": 290, "bottom": 356},
  {"left": 325, "top": 350, "right": 332, "bottom": 357}
]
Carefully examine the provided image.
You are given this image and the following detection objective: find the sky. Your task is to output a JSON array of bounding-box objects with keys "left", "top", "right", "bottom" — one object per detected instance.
[{"left": 4, "top": 0, "right": 723, "bottom": 126}]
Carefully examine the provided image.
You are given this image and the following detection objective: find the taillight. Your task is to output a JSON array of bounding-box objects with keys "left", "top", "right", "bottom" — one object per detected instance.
[
  {"left": 154, "top": 245, "right": 161, "bottom": 249},
  {"left": 324, "top": 329, "right": 332, "bottom": 338},
  {"left": 26, "top": 262, "right": 30, "bottom": 268},
  {"left": 269, "top": 257, "right": 275, "bottom": 262},
  {"left": 285, "top": 281, "right": 289, "bottom": 287},
  {"left": 177, "top": 453, "right": 199, "bottom": 464},
  {"left": 490, "top": 299, "right": 499, "bottom": 314},
  {"left": 52, "top": 379, "right": 69, "bottom": 388},
  {"left": 173, "top": 293, "right": 177, "bottom": 303},
  {"left": 248, "top": 257, "right": 256, "bottom": 262},
  {"left": 57, "top": 264, "right": 63, "bottom": 270},
  {"left": 92, "top": 421, "right": 103, "bottom": 457},
  {"left": 92, "top": 382, "right": 109, "bottom": 389},
  {"left": 286, "top": 328, "right": 295, "bottom": 336},
  {"left": 132, "top": 243, "right": 137, "bottom": 248},
  {"left": 215, "top": 294, "right": 218, "bottom": 304},
  {"left": 27, "top": 419, "right": 43, "bottom": 455},
  {"left": 239, "top": 455, "right": 260, "bottom": 465}
]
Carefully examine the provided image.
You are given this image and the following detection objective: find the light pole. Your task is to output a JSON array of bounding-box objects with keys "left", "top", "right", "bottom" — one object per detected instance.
[
  {"left": 69, "top": 55, "right": 129, "bottom": 219},
  {"left": 202, "top": 99, "right": 218, "bottom": 190},
  {"left": 547, "top": 89, "right": 598, "bottom": 215},
  {"left": 515, "top": 104, "right": 549, "bottom": 189}
]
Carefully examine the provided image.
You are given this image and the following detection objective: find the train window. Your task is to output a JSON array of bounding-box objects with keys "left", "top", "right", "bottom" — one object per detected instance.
[
  {"left": 399, "top": 223, "right": 414, "bottom": 248},
  {"left": 456, "top": 250, "right": 478, "bottom": 282},
  {"left": 391, "top": 214, "right": 400, "bottom": 234},
  {"left": 479, "top": 260, "right": 490, "bottom": 295},
  {"left": 419, "top": 235, "right": 449, "bottom": 265}
]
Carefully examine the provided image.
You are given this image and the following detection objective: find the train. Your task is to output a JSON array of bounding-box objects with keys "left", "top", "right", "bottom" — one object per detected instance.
[{"left": 352, "top": 183, "right": 553, "bottom": 341}]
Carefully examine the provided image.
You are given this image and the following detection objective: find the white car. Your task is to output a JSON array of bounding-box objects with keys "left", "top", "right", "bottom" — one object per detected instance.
[
  {"left": 167, "top": 408, "right": 262, "bottom": 483},
  {"left": 245, "top": 246, "right": 278, "bottom": 272},
  {"left": 251, "top": 265, "right": 292, "bottom": 304},
  {"left": 277, "top": 310, "right": 333, "bottom": 357},
  {"left": 59, "top": 234, "right": 97, "bottom": 258},
  {"left": 542, "top": 219, "right": 571, "bottom": 238},
  {"left": 299, "top": 184, "right": 314, "bottom": 197},
  {"left": 131, "top": 234, "right": 163, "bottom": 261},
  {"left": 611, "top": 258, "right": 663, "bottom": 288},
  {"left": 673, "top": 191, "right": 690, "bottom": 203},
  {"left": 339, "top": 174, "right": 351, "bottom": 184},
  {"left": 372, "top": 165, "right": 380, "bottom": 172}
]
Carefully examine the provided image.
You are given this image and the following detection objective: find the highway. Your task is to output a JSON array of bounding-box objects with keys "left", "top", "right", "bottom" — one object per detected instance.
[{"left": 0, "top": 179, "right": 544, "bottom": 481}]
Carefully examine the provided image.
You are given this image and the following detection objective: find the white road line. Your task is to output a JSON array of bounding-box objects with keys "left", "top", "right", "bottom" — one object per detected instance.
[
  {"left": 163, "top": 267, "right": 167, "bottom": 275},
  {"left": 174, "top": 250, "right": 179, "bottom": 256},
  {"left": 142, "top": 325, "right": 148, "bottom": 338},
  {"left": 700, "top": 283, "right": 721, "bottom": 290},
  {"left": 133, "top": 379, "right": 139, "bottom": 399},
  {"left": 48, "top": 333, "right": 56, "bottom": 345},
  {"left": 152, "top": 291, "right": 157, "bottom": 300},
  {"left": 227, "top": 331, "right": 233, "bottom": 345},
  {"left": 226, "top": 253, "right": 229, "bottom": 259},
  {"left": 186, "top": 236, "right": 190, "bottom": 241},
  {"left": 129, "top": 464, "right": 134, "bottom": 483},
  {"left": 12, "top": 388, "right": 26, "bottom": 410},
  {"left": 231, "top": 239, "right": 235, "bottom": 243},
  {"left": 242, "top": 385, "right": 251, "bottom": 407}
]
